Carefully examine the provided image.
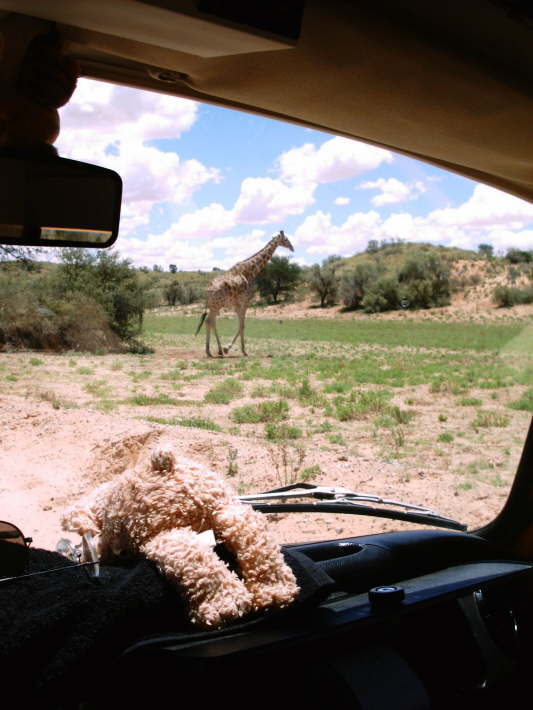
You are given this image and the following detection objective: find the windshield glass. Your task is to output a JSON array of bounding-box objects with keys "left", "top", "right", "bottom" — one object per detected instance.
[{"left": 2, "top": 78, "right": 532, "bottom": 547}]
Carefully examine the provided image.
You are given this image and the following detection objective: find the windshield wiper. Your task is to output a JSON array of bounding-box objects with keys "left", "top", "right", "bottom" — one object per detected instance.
[{"left": 240, "top": 482, "right": 466, "bottom": 532}]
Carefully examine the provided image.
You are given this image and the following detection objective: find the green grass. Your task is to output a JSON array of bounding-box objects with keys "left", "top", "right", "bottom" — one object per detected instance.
[
  {"left": 438, "top": 432, "right": 454, "bottom": 443},
  {"left": 508, "top": 389, "right": 533, "bottom": 413},
  {"left": 265, "top": 422, "right": 303, "bottom": 441},
  {"left": 84, "top": 380, "right": 112, "bottom": 398},
  {"left": 458, "top": 397, "right": 483, "bottom": 406},
  {"left": 144, "top": 416, "right": 222, "bottom": 431},
  {"left": 144, "top": 314, "right": 531, "bottom": 352},
  {"left": 231, "top": 400, "right": 289, "bottom": 424},
  {"left": 204, "top": 377, "right": 243, "bottom": 404},
  {"left": 125, "top": 393, "right": 197, "bottom": 406},
  {"left": 472, "top": 410, "right": 511, "bottom": 428}
]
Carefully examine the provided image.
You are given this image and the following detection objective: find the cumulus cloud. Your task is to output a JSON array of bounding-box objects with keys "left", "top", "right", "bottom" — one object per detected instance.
[
  {"left": 360, "top": 177, "right": 426, "bottom": 206},
  {"left": 119, "top": 228, "right": 276, "bottom": 270},
  {"left": 57, "top": 79, "right": 219, "bottom": 235},
  {"left": 232, "top": 177, "right": 315, "bottom": 224},
  {"left": 294, "top": 184, "right": 533, "bottom": 257},
  {"left": 278, "top": 136, "right": 393, "bottom": 186},
  {"left": 294, "top": 210, "right": 381, "bottom": 255},
  {"left": 334, "top": 196, "right": 351, "bottom": 206}
]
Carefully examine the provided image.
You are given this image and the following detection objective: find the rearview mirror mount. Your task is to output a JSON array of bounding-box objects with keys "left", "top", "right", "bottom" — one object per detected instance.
[{"left": 0, "top": 150, "right": 122, "bottom": 249}]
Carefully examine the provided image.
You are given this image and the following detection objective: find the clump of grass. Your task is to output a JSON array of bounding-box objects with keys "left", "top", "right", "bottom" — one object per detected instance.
[
  {"left": 29, "top": 357, "right": 43, "bottom": 366},
  {"left": 128, "top": 370, "right": 152, "bottom": 382},
  {"left": 508, "top": 389, "right": 533, "bottom": 413},
  {"left": 77, "top": 367, "right": 94, "bottom": 375},
  {"left": 472, "top": 410, "right": 510, "bottom": 428},
  {"left": 126, "top": 393, "right": 195, "bottom": 406},
  {"left": 231, "top": 400, "right": 289, "bottom": 424},
  {"left": 36, "top": 390, "right": 79, "bottom": 410},
  {"left": 438, "top": 432, "right": 454, "bottom": 443},
  {"left": 265, "top": 422, "right": 303, "bottom": 441},
  {"left": 84, "top": 380, "right": 112, "bottom": 398},
  {"left": 251, "top": 385, "right": 270, "bottom": 398},
  {"left": 204, "top": 378, "right": 243, "bottom": 404},
  {"left": 145, "top": 416, "right": 222, "bottom": 431},
  {"left": 333, "top": 389, "right": 393, "bottom": 421},
  {"left": 5, "top": 374, "right": 17, "bottom": 382},
  {"left": 96, "top": 399, "right": 117, "bottom": 413},
  {"left": 317, "top": 420, "right": 333, "bottom": 433},
  {"left": 438, "top": 414, "right": 448, "bottom": 422},
  {"left": 458, "top": 397, "right": 482, "bottom": 407},
  {"left": 328, "top": 433, "right": 345, "bottom": 445},
  {"left": 456, "top": 482, "right": 474, "bottom": 492},
  {"left": 324, "top": 380, "right": 351, "bottom": 394},
  {"left": 300, "top": 464, "right": 322, "bottom": 481}
]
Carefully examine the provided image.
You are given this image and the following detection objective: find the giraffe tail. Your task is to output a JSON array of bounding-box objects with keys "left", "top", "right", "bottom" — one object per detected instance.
[{"left": 195, "top": 311, "right": 207, "bottom": 335}]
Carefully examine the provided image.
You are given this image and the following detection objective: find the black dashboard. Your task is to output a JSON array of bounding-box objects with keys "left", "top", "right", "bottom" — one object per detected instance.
[{"left": 109, "top": 529, "right": 533, "bottom": 710}]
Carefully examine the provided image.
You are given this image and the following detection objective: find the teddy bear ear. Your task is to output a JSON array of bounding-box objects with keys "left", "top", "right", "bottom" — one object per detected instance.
[{"left": 150, "top": 446, "right": 176, "bottom": 473}]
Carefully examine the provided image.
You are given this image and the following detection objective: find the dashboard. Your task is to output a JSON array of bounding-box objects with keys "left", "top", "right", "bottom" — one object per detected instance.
[{"left": 107, "top": 529, "right": 533, "bottom": 710}]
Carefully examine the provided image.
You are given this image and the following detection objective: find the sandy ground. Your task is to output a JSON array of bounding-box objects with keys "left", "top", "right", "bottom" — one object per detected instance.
[{"left": 0, "top": 391, "right": 512, "bottom": 553}]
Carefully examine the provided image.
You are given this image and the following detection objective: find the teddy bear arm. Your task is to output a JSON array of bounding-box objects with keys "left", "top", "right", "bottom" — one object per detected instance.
[
  {"left": 210, "top": 503, "right": 300, "bottom": 611},
  {"left": 140, "top": 527, "right": 253, "bottom": 629}
]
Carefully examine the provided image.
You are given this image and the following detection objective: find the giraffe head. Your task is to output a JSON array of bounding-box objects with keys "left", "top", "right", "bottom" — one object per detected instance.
[{"left": 274, "top": 230, "right": 294, "bottom": 252}]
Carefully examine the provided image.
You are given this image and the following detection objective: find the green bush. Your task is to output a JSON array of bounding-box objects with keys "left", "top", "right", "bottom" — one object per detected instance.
[
  {"left": 493, "top": 285, "right": 533, "bottom": 307},
  {"left": 231, "top": 399, "right": 289, "bottom": 423}
]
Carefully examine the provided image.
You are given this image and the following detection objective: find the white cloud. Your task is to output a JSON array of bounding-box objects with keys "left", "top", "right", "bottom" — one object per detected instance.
[
  {"left": 293, "top": 184, "right": 533, "bottom": 258},
  {"left": 232, "top": 177, "right": 315, "bottom": 224},
  {"left": 294, "top": 210, "right": 381, "bottom": 255},
  {"left": 334, "top": 196, "right": 351, "bottom": 206},
  {"left": 278, "top": 136, "right": 393, "bottom": 186},
  {"left": 360, "top": 177, "right": 426, "bottom": 206},
  {"left": 57, "top": 79, "right": 219, "bottom": 236},
  {"left": 427, "top": 184, "right": 533, "bottom": 230}
]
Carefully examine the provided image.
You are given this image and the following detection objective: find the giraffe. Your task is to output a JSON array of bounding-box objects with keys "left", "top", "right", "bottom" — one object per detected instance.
[{"left": 196, "top": 230, "right": 294, "bottom": 357}]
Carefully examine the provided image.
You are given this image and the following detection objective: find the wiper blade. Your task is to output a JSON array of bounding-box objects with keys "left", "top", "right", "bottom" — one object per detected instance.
[{"left": 239, "top": 482, "right": 466, "bottom": 532}]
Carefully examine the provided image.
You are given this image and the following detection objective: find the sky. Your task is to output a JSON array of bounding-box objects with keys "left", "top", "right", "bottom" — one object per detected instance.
[{"left": 56, "top": 78, "right": 533, "bottom": 271}]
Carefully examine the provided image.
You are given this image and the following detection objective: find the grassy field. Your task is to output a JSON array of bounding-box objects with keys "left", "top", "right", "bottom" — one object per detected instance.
[
  {"left": 145, "top": 313, "right": 533, "bottom": 352},
  {"left": 3, "top": 312, "right": 533, "bottom": 531}
]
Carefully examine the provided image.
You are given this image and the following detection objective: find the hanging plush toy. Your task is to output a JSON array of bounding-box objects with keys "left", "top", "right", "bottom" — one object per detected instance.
[{"left": 61, "top": 445, "right": 299, "bottom": 628}]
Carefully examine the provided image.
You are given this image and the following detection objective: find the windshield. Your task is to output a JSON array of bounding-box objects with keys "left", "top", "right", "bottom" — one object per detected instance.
[{"left": 2, "top": 78, "right": 532, "bottom": 547}]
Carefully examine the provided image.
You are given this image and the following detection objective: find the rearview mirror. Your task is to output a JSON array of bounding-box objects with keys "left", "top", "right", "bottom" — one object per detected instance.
[{"left": 0, "top": 152, "right": 122, "bottom": 248}]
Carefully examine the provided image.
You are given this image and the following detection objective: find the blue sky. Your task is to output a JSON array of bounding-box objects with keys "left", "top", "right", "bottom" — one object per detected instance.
[{"left": 57, "top": 78, "right": 533, "bottom": 270}]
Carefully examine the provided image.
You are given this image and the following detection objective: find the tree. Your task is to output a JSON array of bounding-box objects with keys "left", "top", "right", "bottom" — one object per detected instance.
[
  {"left": 169, "top": 264, "right": 177, "bottom": 273},
  {"left": 397, "top": 250, "right": 450, "bottom": 308},
  {"left": 366, "top": 239, "right": 379, "bottom": 254},
  {"left": 339, "top": 262, "right": 380, "bottom": 309},
  {"left": 478, "top": 243, "right": 494, "bottom": 259},
  {"left": 254, "top": 256, "right": 302, "bottom": 304},
  {"left": 152, "top": 264, "right": 163, "bottom": 272},
  {"left": 307, "top": 262, "right": 338, "bottom": 307},
  {"left": 164, "top": 281, "right": 182, "bottom": 306},
  {"left": 52, "top": 248, "right": 148, "bottom": 339},
  {"left": 506, "top": 248, "right": 532, "bottom": 264}
]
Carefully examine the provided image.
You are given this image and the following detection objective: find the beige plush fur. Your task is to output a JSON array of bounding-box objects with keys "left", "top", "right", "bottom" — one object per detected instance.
[{"left": 61, "top": 446, "right": 299, "bottom": 628}]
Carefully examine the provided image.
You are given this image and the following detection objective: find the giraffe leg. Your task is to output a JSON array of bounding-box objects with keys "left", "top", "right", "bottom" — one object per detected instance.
[
  {"left": 238, "top": 309, "right": 248, "bottom": 356},
  {"left": 205, "top": 319, "right": 213, "bottom": 357},
  {"left": 223, "top": 315, "right": 241, "bottom": 355},
  {"left": 211, "top": 316, "right": 224, "bottom": 357}
]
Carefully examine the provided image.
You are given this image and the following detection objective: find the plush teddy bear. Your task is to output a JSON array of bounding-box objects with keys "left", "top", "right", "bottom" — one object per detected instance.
[{"left": 60, "top": 445, "right": 299, "bottom": 629}]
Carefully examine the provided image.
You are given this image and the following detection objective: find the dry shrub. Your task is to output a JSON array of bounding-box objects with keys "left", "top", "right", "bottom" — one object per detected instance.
[{"left": 0, "top": 293, "right": 124, "bottom": 352}]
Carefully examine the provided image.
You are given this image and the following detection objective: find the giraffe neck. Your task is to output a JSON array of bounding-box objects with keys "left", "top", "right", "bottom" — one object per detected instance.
[{"left": 230, "top": 239, "right": 279, "bottom": 280}]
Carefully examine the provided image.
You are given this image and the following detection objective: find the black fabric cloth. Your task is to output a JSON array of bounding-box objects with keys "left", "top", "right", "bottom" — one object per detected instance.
[{"left": 0, "top": 545, "right": 335, "bottom": 709}]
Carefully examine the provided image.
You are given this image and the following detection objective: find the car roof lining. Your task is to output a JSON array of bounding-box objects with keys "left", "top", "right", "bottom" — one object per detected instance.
[{"left": 4, "top": 0, "right": 533, "bottom": 203}]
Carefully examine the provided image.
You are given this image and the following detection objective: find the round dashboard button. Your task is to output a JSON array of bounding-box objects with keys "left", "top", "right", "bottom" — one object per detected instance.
[{"left": 368, "top": 585, "right": 405, "bottom": 611}]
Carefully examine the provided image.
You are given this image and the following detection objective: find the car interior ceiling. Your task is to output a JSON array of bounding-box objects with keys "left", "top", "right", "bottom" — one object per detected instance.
[{"left": 1, "top": 1, "right": 533, "bottom": 708}]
